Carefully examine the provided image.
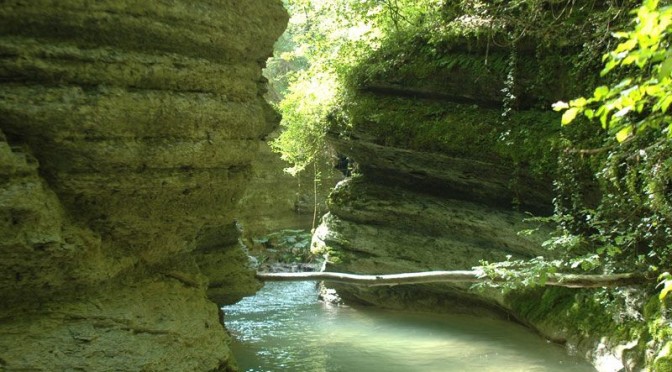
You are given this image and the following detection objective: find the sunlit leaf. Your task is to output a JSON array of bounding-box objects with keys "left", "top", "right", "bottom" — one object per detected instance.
[
  {"left": 659, "top": 272, "right": 672, "bottom": 300},
  {"left": 552, "top": 101, "right": 569, "bottom": 111},
  {"left": 614, "top": 107, "right": 632, "bottom": 118},
  {"left": 601, "top": 60, "right": 618, "bottom": 76},
  {"left": 661, "top": 283, "right": 672, "bottom": 300},
  {"left": 594, "top": 86, "right": 610, "bottom": 100},
  {"left": 615, "top": 78, "right": 633, "bottom": 89},
  {"left": 645, "top": 85, "right": 662, "bottom": 95},
  {"left": 570, "top": 97, "right": 588, "bottom": 107},
  {"left": 562, "top": 108, "right": 579, "bottom": 125},
  {"left": 662, "top": 96, "right": 672, "bottom": 112},
  {"left": 622, "top": 54, "right": 637, "bottom": 65},
  {"left": 584, "top": 109, "right": 594, "bottom": 120},
  {"left": 660, "top": 56, "right": 672, "bottom": 79},
  {"left": 615, "top": 39, "right": 637, "bottom": 53},
  {"left": 600, "top": 111, "right": 609, "bottom": 129},
  {"left": 616, "top": 125, "right": 633, "bottom": 142}
]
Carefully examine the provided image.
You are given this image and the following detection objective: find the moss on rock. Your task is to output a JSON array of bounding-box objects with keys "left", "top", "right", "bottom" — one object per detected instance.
[{"left": 0, "top": 0, "right": 288, "bottom": 370}]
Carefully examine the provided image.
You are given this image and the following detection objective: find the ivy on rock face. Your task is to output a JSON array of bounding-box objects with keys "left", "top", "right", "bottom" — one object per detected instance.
[{"left": 551, "top": 0, "right": 672, "bottom": 281}]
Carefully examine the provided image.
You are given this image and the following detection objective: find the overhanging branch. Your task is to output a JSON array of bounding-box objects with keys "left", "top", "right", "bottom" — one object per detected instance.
[{"left": 256, "top": 270, "right": 648, "bottom": 288}]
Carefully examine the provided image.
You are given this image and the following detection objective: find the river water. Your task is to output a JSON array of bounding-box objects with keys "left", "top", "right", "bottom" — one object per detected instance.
[{"left": 223, "top": 281, "right": 596, "bottom": 372}]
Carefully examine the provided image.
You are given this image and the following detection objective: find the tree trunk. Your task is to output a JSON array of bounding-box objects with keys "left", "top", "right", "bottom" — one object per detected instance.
[{"left": 256, "top": 270, "right": 648, "bottom": 288}]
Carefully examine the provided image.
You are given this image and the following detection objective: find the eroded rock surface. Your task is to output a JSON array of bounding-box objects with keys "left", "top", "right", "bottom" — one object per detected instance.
[
  {"left": 314, "top": 142, "right": 550, "bottom": 316},
  {"left": 313, "top": 37, "right": 558, "bottom": 317},
  {"left": 0, "top": 1, "right": 287, "bottom": 370}
]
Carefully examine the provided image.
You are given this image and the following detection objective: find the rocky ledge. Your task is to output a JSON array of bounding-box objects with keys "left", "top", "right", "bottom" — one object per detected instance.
[{"left": 313, "top": 132, "right": 550, "bottom": 316}]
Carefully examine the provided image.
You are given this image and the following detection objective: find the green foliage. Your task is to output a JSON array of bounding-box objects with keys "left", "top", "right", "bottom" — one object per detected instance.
[
  {"left": 270, "top": 0, "right": 448, "bottom": 174},
  {"left": 270, "top": 0, "right": 639, "bottom": 174},
  {"left": 537, "top": 2, "right": 672, "bottom": 313},
  {"left": 660, "top": 272, "right": 672, "bottom": 300},
  {"left": 554, "top": 0, "right": 672, "bottom": 142},
  {"left": 476, "top": 256, "right": 562, "bottom": 292},
  {"left": 642, "top": 293, "right": 672, "bottom": 368},
  {"left": 542, "top": 132, "right": 672, "bottom": 292},
  {"left": 271, "top": 72, "right": 339, "bottom": 175}
]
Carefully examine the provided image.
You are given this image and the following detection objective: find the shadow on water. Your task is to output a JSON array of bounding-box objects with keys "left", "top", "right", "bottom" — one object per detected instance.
[{"left": 223, "top": 281, "right": 596, "bottom": 372}]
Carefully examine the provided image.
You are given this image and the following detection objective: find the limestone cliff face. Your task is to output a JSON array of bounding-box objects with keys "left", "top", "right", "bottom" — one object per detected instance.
[
  {"left": 313, "top": 42, "right": 559, "bottom": 315},
  {"left": 0, "top": 1, "right": 287, "bottom": 370},
  {"left": 312, "top": 18, "right": 648, "bottom": 370},
  {"left": 314, "top": 139, "right": 551, "bottom": 316}
]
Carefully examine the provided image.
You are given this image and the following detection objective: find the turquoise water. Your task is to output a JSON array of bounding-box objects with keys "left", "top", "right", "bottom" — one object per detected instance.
[{"left": 223, "top": 282, "right": 596, "bottom": 372}]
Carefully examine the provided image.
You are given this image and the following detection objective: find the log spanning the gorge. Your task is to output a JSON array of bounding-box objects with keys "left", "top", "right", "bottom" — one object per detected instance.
[{"left": 256, "top": 270, "right": 648, "bottom": 288}]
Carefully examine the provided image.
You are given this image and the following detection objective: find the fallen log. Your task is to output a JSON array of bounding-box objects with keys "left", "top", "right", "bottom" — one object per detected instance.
[{"left": 255, "top": 270, "right": 648, "bottom": 288}]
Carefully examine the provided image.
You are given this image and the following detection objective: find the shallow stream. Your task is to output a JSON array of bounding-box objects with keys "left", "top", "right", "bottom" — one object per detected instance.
[{"left": 223, "top": 281, "right": 596, "bottom": 372}]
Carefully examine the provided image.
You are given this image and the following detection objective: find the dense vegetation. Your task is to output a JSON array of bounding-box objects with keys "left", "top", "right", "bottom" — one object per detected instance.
[{"left": 267, "top": 0, "right": 671, "bottom": 367}]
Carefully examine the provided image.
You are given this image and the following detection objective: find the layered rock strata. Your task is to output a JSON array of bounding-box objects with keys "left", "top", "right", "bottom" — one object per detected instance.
[
  {"left": 0, "top": 1, "right": 286, "bottom": 370},
  {"left": 314, "top": 135, "right": 550, "bottom": 316},
  {"left": 312, "top": 15, "right": 650, "bottom": 369}
]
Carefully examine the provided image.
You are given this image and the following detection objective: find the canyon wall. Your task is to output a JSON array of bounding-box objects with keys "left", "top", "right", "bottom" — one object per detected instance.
[
  {"left": 0, "top": 1, "right": 287, "bottom": 370},
  {"left": 314, "top": 39, "right": 559, "bottom": 315},
  {"left": 312, "top": 23, "right": 652, "bottom": 369}
]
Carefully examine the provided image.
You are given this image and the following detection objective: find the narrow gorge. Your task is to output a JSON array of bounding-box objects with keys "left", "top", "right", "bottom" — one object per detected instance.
[{"left": 1, "top": 1, "right": 670, "bottom": 371}]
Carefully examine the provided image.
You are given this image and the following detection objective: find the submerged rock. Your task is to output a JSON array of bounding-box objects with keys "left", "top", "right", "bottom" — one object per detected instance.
[{"left": 0, "top": 1, "right": 287, "bottom": 370}]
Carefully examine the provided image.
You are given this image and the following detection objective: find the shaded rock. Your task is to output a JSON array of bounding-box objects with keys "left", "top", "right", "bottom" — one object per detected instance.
[
  {"left": 314, "top": 174, "right": 548, "bottom": 316},
  {"left": 0, "top": 1, "right": 287, "bottom": 370},
  {"left": 329, "top": 133, "right": 552, "bottom": 214},
  {"left": 236, "top": 138, "right": 342, "bottom": 238}
]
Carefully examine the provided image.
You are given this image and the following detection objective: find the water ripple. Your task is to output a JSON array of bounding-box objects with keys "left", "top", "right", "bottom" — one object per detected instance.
[{"left": 223, "top": 282, "right": 596, "bottom": 372}]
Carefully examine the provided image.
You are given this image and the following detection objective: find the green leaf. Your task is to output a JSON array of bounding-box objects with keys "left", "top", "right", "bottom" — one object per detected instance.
[
  {"left": 615, "top": 39, "right": 637, "bottom": 53},
  {"left": 601, "top": 60, "right": 618, "bottom": 76},
  {"left": 594, "top": 86, "right": 610, "bottom": 100},
  {"left": 659, "top": 56, "right": 672, "bottom": 79},
  {"left": 570, "top": 97, "right": 588, "bottom": 107},
  {"left": 562, "top": 108, "right": 579, "bottom": 125},
  {"left": 584, "top": 109, "right": 595, "bottom": 120},
  {"left": 659, "top": 272, "right": 672, "bottom": 300},
  {"left": 662, "top": 95, "right": 672, "bottom": 112},
  {"left": 616, "top": 125, "right": 633, "bottom": 142},
  {"left": 645, "top": 85, "right": 662, "bottom": 96},
  {"left": 614, "top": 107, "right": 632, "bottom": 118}
]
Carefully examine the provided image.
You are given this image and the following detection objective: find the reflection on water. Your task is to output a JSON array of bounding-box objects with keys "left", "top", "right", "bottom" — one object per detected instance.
[{"left": 223, "top": 282, "right": 595, "bottom": 372}]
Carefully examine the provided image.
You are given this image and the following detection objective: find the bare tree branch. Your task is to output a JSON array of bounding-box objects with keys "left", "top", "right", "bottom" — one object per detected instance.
[{"left": 256, "top": 270, "right": 648, "bottom": 288}]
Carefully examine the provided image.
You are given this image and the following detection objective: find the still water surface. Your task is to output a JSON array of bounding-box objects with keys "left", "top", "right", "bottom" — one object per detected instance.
[{"left": 223, "top": 281, "right": 596, "bottom": 372}]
